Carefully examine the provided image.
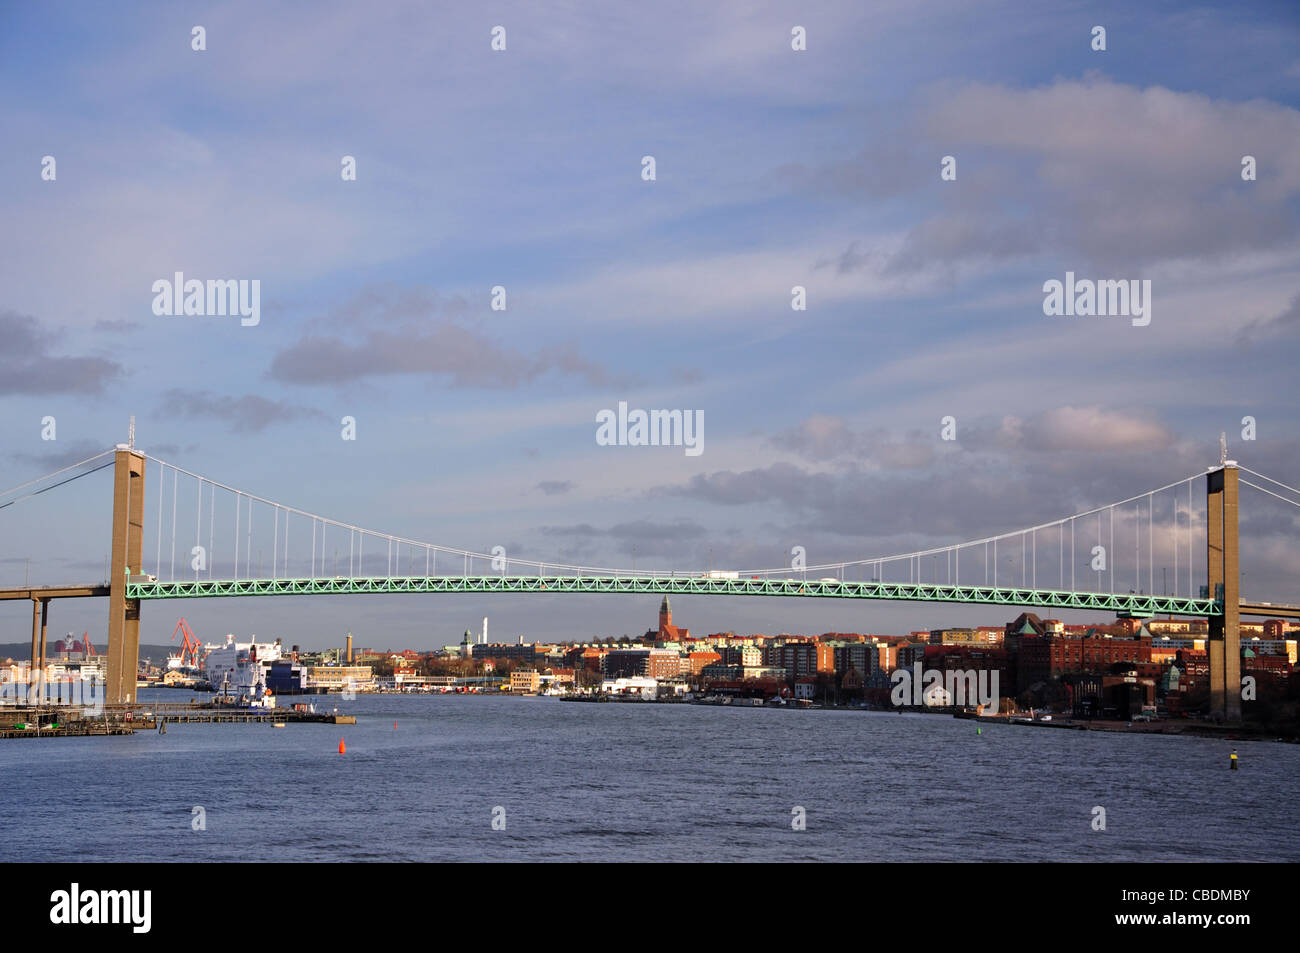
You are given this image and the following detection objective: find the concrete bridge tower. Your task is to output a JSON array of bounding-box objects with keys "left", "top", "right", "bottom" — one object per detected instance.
[
  {"left": 105, "top": 444, "right": 146, "bottom": 705},
  {"left": 1206, "top": 462, "right": 1241, "bottom": 721}
]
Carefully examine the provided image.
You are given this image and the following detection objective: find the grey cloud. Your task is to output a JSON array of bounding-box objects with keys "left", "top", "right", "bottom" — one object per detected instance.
[
  {"left": 270, "top": 323, "right": 627, "bottom": 389},
  {"left": 540, "top": 519, "right": 707, "bottom": 558},
  {"left": 1237, "top": 292, "right": 1300, "bottom": 345},
  {"left": 969, "top": 407, "right": 1176, "bottom": 454},
  {"left": 768, "top": 415, "right": 935, "bottom": 468},
  {"left": 540, "top": 523, "right": 603, "bottom": 538},
  {"left": 536, "top": 480, "right": 575, "bottom": 496},
  {"left": 13, "top": 440, "right": 115, "bottom": 471},
  {"left": 802, "top": 78, "right": 1300, "bottom": 275},
  {"left": 652, "top": 424, "right": 1282, "bottom": 546},
  {"left": 309, "top": 284, "right": 472, "bottom": 332},
  {"left": 93, "top": 319, "right": 140, "bottom": 334},
  {"left": 270, "top": 283, "right": 631, "bottom": 389},
  {"left": 0, "top": 311, "right": 123, "bottom": 395},
  {"left": 162, "top": 389, "right": 329, "bottom": 433},
  {"left": 882, "top": 215, "right": 1045, "bottom": 277}
]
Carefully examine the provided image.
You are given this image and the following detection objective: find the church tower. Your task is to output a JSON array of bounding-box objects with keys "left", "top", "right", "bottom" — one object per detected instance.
[{"left": 659, "top": 596, "right": 672, "bottom": 634}]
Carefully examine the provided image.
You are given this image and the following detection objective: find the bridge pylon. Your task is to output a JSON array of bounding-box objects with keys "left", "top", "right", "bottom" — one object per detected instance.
[
  {"left": 1206, "top": 463, "right": 1241, "bottom": 721},
  {"left": 106, "top": 446, "right": 146, "bottom": 705}
]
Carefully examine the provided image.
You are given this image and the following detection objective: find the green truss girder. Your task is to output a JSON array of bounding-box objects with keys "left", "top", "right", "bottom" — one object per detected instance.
[{"left": 126, "top": 576, "right": 1222, "bottom": 617}]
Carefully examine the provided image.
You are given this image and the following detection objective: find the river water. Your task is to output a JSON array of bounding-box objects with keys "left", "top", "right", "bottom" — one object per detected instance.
[{"left": 1, "top": 690, "right": 1295, "bottom": 862}]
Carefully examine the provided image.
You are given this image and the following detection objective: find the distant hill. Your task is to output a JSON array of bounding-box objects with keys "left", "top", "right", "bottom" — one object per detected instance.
[{"left": 0, "top": 643, "right": 178, "bottom": 663}]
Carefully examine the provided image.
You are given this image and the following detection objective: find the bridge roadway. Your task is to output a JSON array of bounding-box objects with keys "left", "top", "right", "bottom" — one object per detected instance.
[
  {"left": 0, "top": 584, "right": 110, "bottom": 601},
  {"left": 120, "top": 574, "right": 1229, "bottom": 617},
  {"left": 5, "top": 578, "right": 1299, "bottom": 618}
]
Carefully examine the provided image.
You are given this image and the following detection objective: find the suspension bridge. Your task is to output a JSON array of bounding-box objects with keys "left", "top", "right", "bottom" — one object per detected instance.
[{"left": 3, "top": 438, "right": 1299, "bottom": 720}]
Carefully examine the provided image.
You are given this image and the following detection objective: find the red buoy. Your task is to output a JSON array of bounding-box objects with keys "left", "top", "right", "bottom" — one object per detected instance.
[{"left": 338, "top": 738, "right": 346, "bottom": 754}]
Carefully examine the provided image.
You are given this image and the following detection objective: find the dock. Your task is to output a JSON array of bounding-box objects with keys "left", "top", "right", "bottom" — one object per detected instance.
[
  {"left": 0, "top": 721, "right": 136, "bottom": 739},
  {"left": 143, "top": 710, "right": 355, "bottom": 726},
  {"left": 2, "top": 702, "right": 356, "bottom": 738}
]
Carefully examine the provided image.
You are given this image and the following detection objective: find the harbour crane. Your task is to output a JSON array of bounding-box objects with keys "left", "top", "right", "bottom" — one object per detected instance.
[{"left": 170, "top": 618, "right": 203, "bottom": 669}]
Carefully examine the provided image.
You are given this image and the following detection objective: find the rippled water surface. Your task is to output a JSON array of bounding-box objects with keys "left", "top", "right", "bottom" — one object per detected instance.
[{"left": 2, "top": 691, "right": 1295, "bottom": 862}]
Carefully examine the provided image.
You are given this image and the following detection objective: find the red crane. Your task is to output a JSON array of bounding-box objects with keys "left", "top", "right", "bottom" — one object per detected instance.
[
  {"left": 170, "top": 618, "right": 203, "bottom": 668},
  {"left": 81, "top": 632, "right": 96, "bottom": 658}
]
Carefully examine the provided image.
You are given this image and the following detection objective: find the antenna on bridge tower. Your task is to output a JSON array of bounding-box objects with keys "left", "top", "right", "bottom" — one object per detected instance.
[
  {"left": 1219, "top": 431, "right": 1228, "bottom": 466},
  {"left": 128, "top": 415, "right": 136, "bottom": 450}
]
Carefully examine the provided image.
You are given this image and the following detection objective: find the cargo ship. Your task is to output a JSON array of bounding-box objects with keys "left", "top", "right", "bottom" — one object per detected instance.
[{"left": 203, "top": 634, "right": 281, "bottom": 707}]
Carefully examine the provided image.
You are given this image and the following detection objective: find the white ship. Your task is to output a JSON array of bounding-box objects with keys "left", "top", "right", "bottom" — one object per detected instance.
[{"left": 203, "top": 634, "right": 281, "bottom": 707}]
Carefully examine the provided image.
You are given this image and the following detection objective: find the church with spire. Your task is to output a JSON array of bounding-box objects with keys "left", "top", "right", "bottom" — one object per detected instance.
[{"left": 645, "top": 596, "right": 690, "bottom": 643}]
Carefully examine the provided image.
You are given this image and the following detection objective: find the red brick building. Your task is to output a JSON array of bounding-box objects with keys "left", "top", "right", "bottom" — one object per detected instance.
[
  {"left": 774, "top": 642, "right": 834, "bottom": 683},
  {"left": 686, "top": 651, "right": 722, "bottom": 676},
  {"left": 645, "top": 597, "right": 690, "bottom": 642},
  {"left": 1017, "top": 630, "right": 1152, "bottom": 692}
]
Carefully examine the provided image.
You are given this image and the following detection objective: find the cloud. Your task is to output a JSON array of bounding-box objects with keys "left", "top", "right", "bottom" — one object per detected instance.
[
  {"left": 13, "top": 440, "right": 115, "bottom": 471},
  {"left": 768, "top": 415, "right": 936, "bottom": 468},
  {"left": 305, "top": 284, "right": 472, "bottom": 332},
  {"left": 0, "top": 311, "right": 123, "bottom": 395},
  {"left": 270, "top": 308, "right": 629, "bottom": 387},
  {"left": 536, "top": 480, "right": 575, "bottom": 496},
  {"left": 927, "top": 78, "right": 1300, "bottom": 269},
  {"left": 162, "top": 389, "right": 329, "bottom": 433},
  {"left": 983, "top": 406, "right": 1175, "bottom": 453},
  {"left": 93, "top": 319, "right": 139, "bottom": 334},
  {"left": 1237, "top": 292, "right": 1300, "bottom": 344},
  {"left": 540, "top": 518, "right": 707, "bottom": 557},
  {"left": 649, "top": 410, "right": 1218, "bottom": 549},
  {"left": 800, "top": 77, "right": 1300, "bottom": 277}
]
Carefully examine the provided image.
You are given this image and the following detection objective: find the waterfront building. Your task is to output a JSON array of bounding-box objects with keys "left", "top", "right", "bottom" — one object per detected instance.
[
  {"left": 717, "top": 645, "right": 763, "bottom": 667},
  {"left": 700, "top": 662, "right": 741, "bottom": 681},
  {"left": 928, "top": 627, "right": 998, "bottom": 646},
  {"left": 473, "top": 642, "right": 540, "bottom": 663},
  {"left": 832, "top": 642, "right": 879, "bottom": 678},
  {"left": 509, "top": 669, "right": 541, "bottom": 693},
  {"left": 1062, "top": 669, "right": 1156, "bottom": 718},
  {"left": 923, "top": 644, "right": 1010, "bottom": 687},
  {"left": 1016, "top": 630, "right": 1152, "bottom": 693},
  {"left": 600, "top": 676, "right": 658, "bottom": 697},
  {"left": 772, "top": 642, "right": 834, "bottom": 684},
  {"left": 305, "top": 665, "right": 375, "bottom": 692},
  {"left": 1004, "top": 613, "right": 1048, "bottom": 656},
  {"left": 1241, "top": 650, "right": 1293, "bottom": 687},
  {"left": 686, "top": 651, "right": 721, "bottom": 675},
  {"left": 604, "top": 648, "right": 681, "bottom": 679}
]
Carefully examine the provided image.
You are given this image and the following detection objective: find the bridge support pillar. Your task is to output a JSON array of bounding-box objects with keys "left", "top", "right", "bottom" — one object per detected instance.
[
  {"left": 38, "top": 598, "right": 48, "bottom": 693},
  {"left": 106, "top": 447, "right": 146, "bottom": 706},
  {"left": 28, "top": 598, "right": 39, "bottom": 691},
  {"left": 1206, "top": 464, "right": 1241, "bottom": 722}
]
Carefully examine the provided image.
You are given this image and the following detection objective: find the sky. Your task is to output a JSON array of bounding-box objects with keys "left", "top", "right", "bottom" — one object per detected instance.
[{"left": 2, "top": 0, "right": 1299, "bottom": 653}]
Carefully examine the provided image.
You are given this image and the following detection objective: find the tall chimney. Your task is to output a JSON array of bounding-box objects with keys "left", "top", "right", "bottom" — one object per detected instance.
[
  {"left": 482, "top": 616, "right": 488, "bottom": 645},
  {"left": 346, "top": 633, "right": 353, "bottom": 664}
]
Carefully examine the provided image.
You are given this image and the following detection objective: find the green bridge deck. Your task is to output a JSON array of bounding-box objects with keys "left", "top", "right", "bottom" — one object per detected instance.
[{"left": 127, "top": 575, "right": 1222, "bottom": 617}]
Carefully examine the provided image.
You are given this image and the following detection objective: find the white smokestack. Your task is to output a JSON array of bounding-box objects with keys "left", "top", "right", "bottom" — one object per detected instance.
[{"left": 481, "top": 616, "right": 488, "bottom": 645}]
